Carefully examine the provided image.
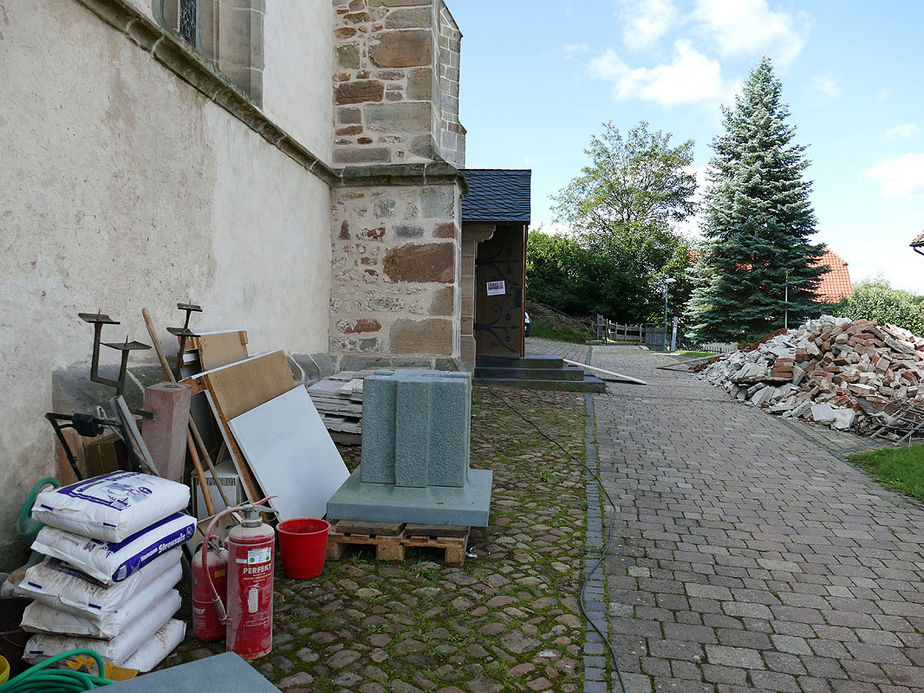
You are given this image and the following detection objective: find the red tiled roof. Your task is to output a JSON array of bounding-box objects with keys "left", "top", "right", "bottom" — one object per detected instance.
[
  {"left": 811, "top": 247, "right": 853, "bottom": 303},
  {"left": 687, "top": 245, "right": 853, "bottom": 303}
]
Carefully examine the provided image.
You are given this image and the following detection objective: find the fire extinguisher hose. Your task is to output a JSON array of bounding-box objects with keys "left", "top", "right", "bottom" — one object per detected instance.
[
  {"left": 0, "top": 649, "right": 114, "bottom": 692},
  {"left": 201, "top": 498, "right": 274, "bottom": 626}
]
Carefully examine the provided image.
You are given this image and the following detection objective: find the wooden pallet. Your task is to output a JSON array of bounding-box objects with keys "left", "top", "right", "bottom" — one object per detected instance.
[{"left": 326, "top": 520, "right": 470, "bottom": 566}]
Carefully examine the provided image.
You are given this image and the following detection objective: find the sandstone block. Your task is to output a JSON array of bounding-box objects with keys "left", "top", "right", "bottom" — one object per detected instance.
[
  {"left": 385, "top": 7, "right": 431, "bottom": 29},
  {"left": 365, "top": 102, "right": 431, "bottom": 133},
  {"left": 370, "top": 30, "right": 432, "bottom": 68},
  {"left": 337, "top": 44, "right": 360, "bottom": 69},
  {"left": 384, "top": 243, "right": 454, "bottom": 283},
  {"left": 334, "top": 147, "right": 391, "bottom": 164},
  {"left": 336, "top": 80, "right": 385, "bottom": 105},
  {"left": 429, "top": 286, "right": 454, "bottom": 316},
  {"left": 390, "top": 318, "right": 453, "bottom": 354}
]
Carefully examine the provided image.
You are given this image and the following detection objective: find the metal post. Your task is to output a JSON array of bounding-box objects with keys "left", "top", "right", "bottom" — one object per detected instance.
[
  {"left": 664, "top": 278, "right": 676, "bottom": 351},
  {"left": 784, "top": 269, "right": 790, "bottom": 330}
]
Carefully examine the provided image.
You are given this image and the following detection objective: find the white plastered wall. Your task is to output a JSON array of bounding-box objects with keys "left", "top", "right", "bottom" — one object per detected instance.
[{"left": 0, "top": 0, "right": 332, "bottom": 567}]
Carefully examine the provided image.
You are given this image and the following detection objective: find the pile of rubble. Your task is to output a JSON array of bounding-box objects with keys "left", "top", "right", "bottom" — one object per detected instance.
[{"left": 699, "top": 316, "right": 924, "bottom": 433}]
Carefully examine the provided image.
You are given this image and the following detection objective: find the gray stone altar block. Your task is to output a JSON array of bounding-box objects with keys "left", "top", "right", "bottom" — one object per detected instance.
[{"left": 327, "top": 369, "right": 492, "bottom": 526}]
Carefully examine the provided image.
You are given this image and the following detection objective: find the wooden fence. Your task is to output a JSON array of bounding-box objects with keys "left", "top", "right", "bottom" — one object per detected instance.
[{"left": 596, "top": 316, "right": 647, "bottom": 344}]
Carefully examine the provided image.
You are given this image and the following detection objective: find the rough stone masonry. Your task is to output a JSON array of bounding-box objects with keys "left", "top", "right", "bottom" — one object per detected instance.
[{"left": 329, "top": 0, "right": 466, "bottom": 361}]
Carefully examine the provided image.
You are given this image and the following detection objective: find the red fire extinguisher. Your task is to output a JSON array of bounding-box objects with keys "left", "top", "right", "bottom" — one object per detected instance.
[
  {"left": 191, "top": 542, "right": 228, "bottom": 641},
  {"left": 200, "top": 499, "right": 275, "bottom": 660},
  {"left": 226, "top": 503, "right": 275, "bottom": 660}
]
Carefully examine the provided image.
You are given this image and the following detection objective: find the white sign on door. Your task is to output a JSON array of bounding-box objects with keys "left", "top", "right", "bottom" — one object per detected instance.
[{"left": 486, "top": 280, "right": 506, "bottom": 296}]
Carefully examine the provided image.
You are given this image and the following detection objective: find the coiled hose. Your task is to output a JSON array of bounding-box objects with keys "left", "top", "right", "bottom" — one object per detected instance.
[{"left": 0, "top": 649, "right": 114, "bottom": 692}]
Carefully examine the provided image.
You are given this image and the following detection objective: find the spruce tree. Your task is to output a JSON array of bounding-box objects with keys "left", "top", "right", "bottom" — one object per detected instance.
[{"left": 685, "top": 57, "right": 825, "bottom": 343}]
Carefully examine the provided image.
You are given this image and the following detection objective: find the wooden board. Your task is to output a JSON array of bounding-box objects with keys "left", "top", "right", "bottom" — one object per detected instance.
[
  {"left": 228, "top": 387, "right": 350, "bottom": 522},
  {"left": 195, "top": 351, "right": 296, "bottom": 420},
  {"left": 193, "top": 351, "right": 297, "bottom": 504},
  {"left": 191, "top": 330, "right": 249, "bottom": 371}
]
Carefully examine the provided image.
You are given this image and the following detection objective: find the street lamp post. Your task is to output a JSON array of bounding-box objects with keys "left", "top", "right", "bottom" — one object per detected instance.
[{"left": 664, "top": 278, "right": 677, "bottom": 351}]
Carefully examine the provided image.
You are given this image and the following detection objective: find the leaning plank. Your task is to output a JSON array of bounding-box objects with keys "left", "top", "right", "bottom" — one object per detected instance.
[
  {"left": 192, "top": 351, "right": 297, "bottom": 504},
  {"left": 562, "top": 358, "right": 648, "bottom": 385},
  {"left": 195, "top": 351, "right": 297, "bottom": 419},
  {"left": 191, "top": 330, "right": 249, "bottom": 371}
]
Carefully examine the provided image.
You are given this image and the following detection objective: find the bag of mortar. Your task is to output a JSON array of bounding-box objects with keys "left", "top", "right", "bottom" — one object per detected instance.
[
  {"left": 14, "top": 549, "right": 181, "bottom": 620},
  {"left": 21, "top": 575, "right": 181, "bottom": 639},
  {"left": 31, "top": 513, "right": 195, "bottom": 584},
  {"left": 23, "top": 590, "right": 181, "bottom": 667},
  {"left": 31, "top": 471, "right": 190, "bottom": 543},
  {"left": 122, "top": 618, "right": 187, "bottom": 672}
]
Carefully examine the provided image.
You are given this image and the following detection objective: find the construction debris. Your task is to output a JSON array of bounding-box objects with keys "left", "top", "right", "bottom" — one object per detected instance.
[
  {"left": 307, "top": 370, "right": 369, "bottom": 440},
  {"left": 699, "top": 316, "right": 924, "bottom": 437}
]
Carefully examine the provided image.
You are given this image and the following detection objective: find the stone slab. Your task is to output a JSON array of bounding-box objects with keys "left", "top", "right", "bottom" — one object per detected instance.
[
  {"left": 326, "top": 467, "right": 493, "bottom": 527},
  {"left": 106, "top": 652, "right": 276, "bottom": 692}
]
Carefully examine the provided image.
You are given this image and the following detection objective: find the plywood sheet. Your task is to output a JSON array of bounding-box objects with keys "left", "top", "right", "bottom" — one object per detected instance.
[
  {"left": 196, "top": 351, "right": 296, "bottom": 420},
  {"left": 229, "top": 387, "right": 350, "bottom": 521},
  {"left": 192, "top": 331, "right": 249, "bottom": 371},
  {"left": 193, "top": 351, "right": 297, "bottom": 504}
]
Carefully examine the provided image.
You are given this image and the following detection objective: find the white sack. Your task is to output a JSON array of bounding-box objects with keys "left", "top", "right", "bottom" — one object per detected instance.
[
  {"left": 23, "top": 590, "right": 180, "bottom": 667},
  {"left": 22, "top": 575, "right": 180, "bottom": 639},
  {"left": 31, "top": 513, "right": 195, "bottom": 584},
  {"left": 15, "top": 550, "right": 181, "bottom": 621},
  {"left": 122, "top": 619, "right": 187, "bottom": 673},
  {"left": 32, "top": 472, "right": 190, "bottom": 543}
]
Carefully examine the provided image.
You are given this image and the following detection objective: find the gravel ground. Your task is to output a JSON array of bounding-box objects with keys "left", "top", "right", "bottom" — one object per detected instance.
[{"left": 168, "top": 385, "right": 591, "bottom": 693}]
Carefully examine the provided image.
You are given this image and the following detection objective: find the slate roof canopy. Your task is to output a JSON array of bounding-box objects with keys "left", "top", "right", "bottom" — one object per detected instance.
[{"left": 461, "top": 169, "right": 531, "bottom": 224}]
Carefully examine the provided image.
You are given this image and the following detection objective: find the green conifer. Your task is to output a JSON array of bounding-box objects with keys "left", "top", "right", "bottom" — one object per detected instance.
[{"left": 686, "top": 57, "right": 826, "bottom": 343}]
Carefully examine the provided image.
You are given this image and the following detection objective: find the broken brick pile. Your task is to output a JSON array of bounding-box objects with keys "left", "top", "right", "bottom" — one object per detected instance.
[{"left": 699, "top": 315, "right": 924, "bottom": 432}]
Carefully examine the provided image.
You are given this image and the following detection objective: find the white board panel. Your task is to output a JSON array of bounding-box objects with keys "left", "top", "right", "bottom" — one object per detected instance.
[{"left": 228, "top": 387, "right": 349, "bottom": 521}]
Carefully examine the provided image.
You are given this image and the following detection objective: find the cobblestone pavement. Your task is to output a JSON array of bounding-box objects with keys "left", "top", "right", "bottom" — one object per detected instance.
[
  {"left": 169, "top": 387, "right": 590, "bottom": 693},
  {"left": 589, "top": 344, "right": 924, "bottom": 692}
]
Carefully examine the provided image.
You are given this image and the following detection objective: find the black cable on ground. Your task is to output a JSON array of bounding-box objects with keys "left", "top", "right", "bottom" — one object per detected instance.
[{"left": 485, "top": 387, "right": 627, "bottom": 693}]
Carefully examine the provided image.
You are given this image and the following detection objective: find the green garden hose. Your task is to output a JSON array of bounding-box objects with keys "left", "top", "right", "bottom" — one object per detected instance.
[
  {"left": 0, "top": 649, "right": 114, "bottom": 692},
  {"left": 17, "top": 478, "right": 61, "bottom": 542}
]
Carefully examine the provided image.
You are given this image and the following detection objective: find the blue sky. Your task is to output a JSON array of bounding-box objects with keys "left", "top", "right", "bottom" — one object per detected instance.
[{"left": 452, "top": 0, "right": 924, "bottom": 294}]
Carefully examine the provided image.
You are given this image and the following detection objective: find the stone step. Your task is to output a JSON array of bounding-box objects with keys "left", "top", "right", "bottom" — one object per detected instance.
[
  {"left": 475, "top": 355, "right": 564, "bottom": 370},
  {"left": 473, "top": 365, "right": 587, "bottom": 382},
  {"left": 472, "top": 374, "right": 606, "bottom": 393}
]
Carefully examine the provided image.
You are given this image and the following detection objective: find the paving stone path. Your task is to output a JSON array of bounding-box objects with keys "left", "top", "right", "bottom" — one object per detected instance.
[{"left": 588, "top": 344, "right": 924, "bottom": 692}]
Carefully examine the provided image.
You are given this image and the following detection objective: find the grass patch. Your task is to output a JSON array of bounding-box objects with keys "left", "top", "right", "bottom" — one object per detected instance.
[
  {"left": 849, "top": 444, "right": 924, "bottom": 501},
  {"left": 673, "top": 350, "right": 712, "bottom": 357},
  {"left": 530, "top": 317, "right": 594, "bottom": 343}
]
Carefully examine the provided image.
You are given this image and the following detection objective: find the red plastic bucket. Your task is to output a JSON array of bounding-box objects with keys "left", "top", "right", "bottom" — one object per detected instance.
[{"left": 277, "top": 518, "right": 331, "bottom": 579}]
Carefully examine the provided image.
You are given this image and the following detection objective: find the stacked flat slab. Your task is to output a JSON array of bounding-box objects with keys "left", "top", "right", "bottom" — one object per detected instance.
[{"left": 326, "top": 370, "right": 492, "bottom": 526}]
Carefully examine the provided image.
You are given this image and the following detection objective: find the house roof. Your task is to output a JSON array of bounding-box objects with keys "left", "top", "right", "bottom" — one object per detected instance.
[
  {"left": 687, "top": 246, "right": 853, "bottom": 303},
  {"left": 812, "top": 247, "right": 853, "bottom": 303},
  {"left": 460, "top": 169, "right": 531, "bottom": 224},
  {"left": 911, "top": 230, "right": 924, "bottom": 248}
]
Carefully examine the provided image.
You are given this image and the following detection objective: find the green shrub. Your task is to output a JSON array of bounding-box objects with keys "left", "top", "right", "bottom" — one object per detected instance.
[{"left": 830, "top": 279, "right": 924, "bottom": 336}]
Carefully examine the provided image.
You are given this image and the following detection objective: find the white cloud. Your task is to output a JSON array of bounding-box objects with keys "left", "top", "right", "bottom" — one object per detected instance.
[
  {"left": 880, "top": 123, "right": 920, "bottom": 142},
  {"left": 564, "top": 43, "right": 590, "bottom": 60},
  {"left": 810, "top": 73, "right": 839, "bottom": 100},
  {"left": 618, "top": 0, "right": 679, "bottom": 51},
  {"left": 694, "top": 0, "right": 810, "bottom": 66},
  {"left": 866, "top": 153, "right": 924, "bottom": 199},
  {"left": 589, "top": 41, "right": 735, "bottom": 106}
]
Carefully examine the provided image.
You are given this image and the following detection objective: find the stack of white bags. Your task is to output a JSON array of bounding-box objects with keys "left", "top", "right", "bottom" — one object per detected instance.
[{"left": 15, "top": 471, "right": 195, "bottom": 672}]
